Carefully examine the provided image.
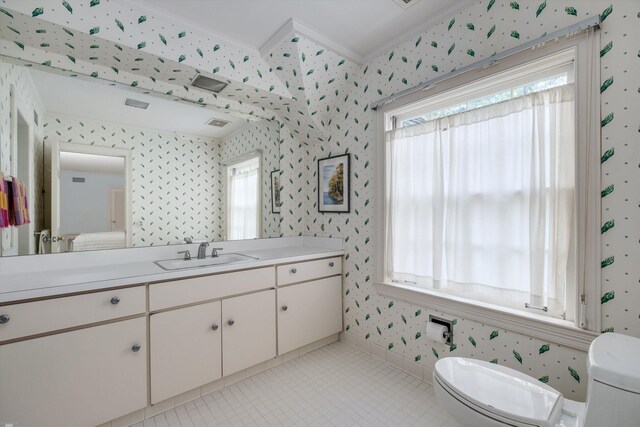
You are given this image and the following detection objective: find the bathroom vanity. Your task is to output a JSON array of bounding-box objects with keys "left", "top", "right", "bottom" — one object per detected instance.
[{"left": 0, "top": 237, "right": 343, "bottom": 427}]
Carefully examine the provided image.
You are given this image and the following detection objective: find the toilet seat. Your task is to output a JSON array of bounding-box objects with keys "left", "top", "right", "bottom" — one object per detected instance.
[{"left": 434, "top": 357, "right": 564, "bottom": 427}]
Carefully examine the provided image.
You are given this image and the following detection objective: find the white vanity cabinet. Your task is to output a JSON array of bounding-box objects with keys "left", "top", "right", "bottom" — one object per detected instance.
[
  {"left": 0, "top": 317, "right": 147, "bottom": 427},
  {"left": 222, "top": 289, "right": 276, "bottom": 376},
  {"left": 277, "top": 257, "right": 343, "bottom": 354},
  {"left": 150, "top": 301, "right": 222, "bottom": 404}
]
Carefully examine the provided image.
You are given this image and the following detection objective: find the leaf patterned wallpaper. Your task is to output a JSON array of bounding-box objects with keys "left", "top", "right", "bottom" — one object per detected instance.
[
  {"left": 220, "top": 120, "right": 281, "bottom": 239},
  {"left": 1, "top": 0, "right": 638, "bottom": 401}
]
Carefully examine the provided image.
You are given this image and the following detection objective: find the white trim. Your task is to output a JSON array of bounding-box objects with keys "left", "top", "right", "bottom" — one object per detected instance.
[
  {"left": 374, "top": 281, "right": 598, "bottom": 352},
  {"left": 362, "top": 0, "right": 476, "bottom": 64},
  {"left": 260, "top": 18, "right": 364, "bottom": 64}
]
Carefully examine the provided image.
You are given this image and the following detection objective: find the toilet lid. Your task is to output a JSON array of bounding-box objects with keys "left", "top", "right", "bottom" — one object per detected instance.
[
  {"left": 435, "top": 357, "right": 563, "bottom": 426},
  {"left": 589, "top": 332, "right": 640, "bottom": 393}
]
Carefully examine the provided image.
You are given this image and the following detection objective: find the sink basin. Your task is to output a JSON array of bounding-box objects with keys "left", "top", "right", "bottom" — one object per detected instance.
[{"left": 154, "top": 253, "right": 259, "bottom": 271}]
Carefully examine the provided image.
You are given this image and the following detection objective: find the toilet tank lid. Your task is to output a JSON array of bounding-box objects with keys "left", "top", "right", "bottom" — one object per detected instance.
[{"left": 588, "top": 333, "right": 640, "bottom": 393}]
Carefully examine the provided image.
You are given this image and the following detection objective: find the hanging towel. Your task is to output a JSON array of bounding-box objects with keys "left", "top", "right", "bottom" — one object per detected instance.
[
  {"left": 9, "top": 177, "right": 30, "bottom": 226},
  {"left": 38, "top": 229, "right": 50, "bottom": 254},
  {"left": 0, "top": 173, "right": 9, "bottom": 229}
]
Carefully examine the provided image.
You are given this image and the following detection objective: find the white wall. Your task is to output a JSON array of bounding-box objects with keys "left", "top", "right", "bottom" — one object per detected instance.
[{"left": 59, "top": 171, "right": 124, "bottom": 235}]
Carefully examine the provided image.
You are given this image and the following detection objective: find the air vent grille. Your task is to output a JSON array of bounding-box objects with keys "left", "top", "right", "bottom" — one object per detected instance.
[
  {"left": 393, "top": 0, "right": 421, "bottom": 9},
  {"left": 124, "top": 98, "right": 149, "bottom": 109},
  {"left": 206, "top": 118, "right": 230, "bottom": 128},
  {"left": 192, "top": 75, "right": 228, "bottom": 93}
]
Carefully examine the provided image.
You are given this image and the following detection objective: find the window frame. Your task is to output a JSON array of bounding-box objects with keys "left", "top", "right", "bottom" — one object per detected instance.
[
  {"left": 374, "top": 32, "right": 601, "bottom": 351},
  {"left": 225, "top": 153, "right": 262, "bottom": 241}
]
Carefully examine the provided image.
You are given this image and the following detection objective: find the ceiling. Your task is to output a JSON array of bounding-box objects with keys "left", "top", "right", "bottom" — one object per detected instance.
[
  {"left": 29, "top": 68, "right": 249, "bottom": 139},
  {"left": 60, "top": 152, "right": 125, "bottom": 175},
  {"left": 131, "top": 0, "right": 474, "bottom": 62}
]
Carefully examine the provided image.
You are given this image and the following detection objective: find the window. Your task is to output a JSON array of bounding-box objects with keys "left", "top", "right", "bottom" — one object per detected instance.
[
  {"left": 376, "top": 33, "right": 601, "bottom": 339},
  {"left": 226, "top": 155, "right": 260, "bottom": 240}
]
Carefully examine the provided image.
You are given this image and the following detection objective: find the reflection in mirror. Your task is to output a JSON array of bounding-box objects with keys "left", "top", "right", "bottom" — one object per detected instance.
[{"left": 0, "top": 59, "right": 281, "bottom": 257}]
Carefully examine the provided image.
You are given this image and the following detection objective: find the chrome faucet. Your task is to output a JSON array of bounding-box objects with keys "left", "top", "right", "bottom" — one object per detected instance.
[
  {"left": 178, "top": 250, "right": 191, "bottom": 260},
  {"left": 197, "top": 242, "right": 210, "bottom": 259},
  {"left": 211, "top": 247, "right": 223, "bottom": 258}
]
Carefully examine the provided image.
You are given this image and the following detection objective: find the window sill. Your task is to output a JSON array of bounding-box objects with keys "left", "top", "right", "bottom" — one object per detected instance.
[{"left": 374, "top": 281, "right": 599, "bottom": 352}]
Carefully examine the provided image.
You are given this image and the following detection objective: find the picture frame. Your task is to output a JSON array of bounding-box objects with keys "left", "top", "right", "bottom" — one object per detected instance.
[
  {"left": 270, "top": 170, "right": 282, "bottom": 214},
  {"left": 318, "top": 153, "right": 350, "bottom": 213}
]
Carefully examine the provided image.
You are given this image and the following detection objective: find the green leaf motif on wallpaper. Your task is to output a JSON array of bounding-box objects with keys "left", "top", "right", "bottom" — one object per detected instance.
[
  {"left": 448, "top": 18, "right": 455, "bottom": 31},
  {"left": 415, "top": 36, "right": 422, "bottom": 47},
  {"left": 376, "top": 326, "right": 382, "bottom": 335},
  {"left": 568, "top": 367, "right": 580, "bottom": 383},
  {"left": 600, "top": 41, "right": 612, "bottom": 58},
  {"left": 466, "top": 23, "right": 475, "bottom": 30},
  {"left": 41, "top": 60, "right": 51, "bottom": 66},
  {"left": 513, "top": 350, "right": 523, "bottom": 364},
  {"left": 0, "top": 7, "right": 14, "bottom": 18},
  {"left": 487, "top": 0, "right": 495, "bottom": 12},
  {"left": 66, "top": 54, "right": 76, "bottom": 63},
  {"left": 401, "top": 314, "right": 407, "bottom": 324},
  {"left": 601, "top": 184, "right": 614, "bottom": 198},
  {"left": 32, "top": 7, "right": 44, "bottom": 17},
  {"left": 416, "top": 59, "right": 422, "bottom": 69},
  {"left": 601, "top": 257, "right": 614, "bottom": 269},
  {"left": 401, "top": 337, "right": 407, "bottom": 346},
  {"left": 415, "top": 332, "right": 422, "bottom": 339},
  {"left": 62, "top": 1, "right": 73, "bottom": 14},
  {"left": 432, "top": 348, "right": 439, "bottom": 358},
  {"left": 511, "top": 31, "right": 520, "bottom": 39},
  {"left": 178, "top": 31, "right": 186, "bottom": 38},
  {"left": 432, "top": 64, "right": 439, "bottom": 72},
  {"left": 601, "top": 220, "right": 614, "bottom": 234},
  {"left": 90, "top": 72, "right": 98, "bottom": 78},
  {"left": 450, "top": 344, "right": 457, "bottom": 352},
  {"left": 602, "top": 327, "right": 614, "bottom": 333},
  {"left": 137, "top": 42, "right": 146, "bottom": 49},
  {"left": 138, "top": 16, "right": 146, "bottom": 24},
  {"left": 40, "top": 43, "right": 49, "bottom": 48},
  {"left": 536, "top": 1, "right": 547, "bottom": 17},
  {"left": 36, "top": 29, "right": 46, "bottom": 34},
  {"left": 130, "top": 80, "right": 138, "bottom": 87},
  {"left": 510, "top": 2, "right": 519, "bottom": 10},
  {"left": 539, "top": 344, "right": 550, "bottom": 354},
  {"left": 539, "top": 376, "right": 549, "bottom": 383},
  {"left": 565, "top": 7, "right": 577, "bottom": 16},
  {"left": 388, "top": 301, "right": 394, "bottom": 309},
  {"left": 468, "top": 336, "right": 476, "bottom": 347},
  {"left": 415, "top": 309, "right": 422, "bottom": 317},
  {"left": 601, "top": 148, "right": 614, "bottom": 163},
  {"left": 600, "top": 5, "right": 613, "bottom": 23},
  {"left": 213, "top": 44, "right": 220, "bottom": 52},
  {"left": 487, "top": 25, "right": 496, "bottom": 38},
  {"left": 90, "top": 0, "right": 100, "bottom": 6},
  {"left": 600, "top": 77, "right": 613, "bottom": 93},
  {"left": 448, "top": 43, "right": 455, "bottom": 55},
  {"left": 490, "top": 330, "right": 499, "bottom": 340},
  {"left": 291, "top": 37, "right": 299, "bottom": 42},
  {"left": 63, "top": 28, "right": 74, "bottom": 37},
  {"left": 467, "top": 49, "right": 475, "bottom": 57},
  {"left": 196, "top": 48, "right": 203, "bottom": 58},
  {"left": 415, "top": 355, "right": 421, "bottom": 362},
  {"left": 601, "top": 291, "right": 615, "bottom": 304},
  {"left": 387, "top": 322, "right": 393, "bottom": 329},
  {"left": 115, "top": 19, "right": 124, "bottom": 31},
  {"left": 601, "top": 113, "right": 614, "bottom": 127},
  {"left": 490, "top": 359, "right": 498, "bottom": 364},
  {"left": 431, "top": 41, "right": 438, "bottom": 48},
  {"left": 388, "top": 343, "right": 394, "bottom": 350},
  {"left": 89, "top": 27, "right": 99, "bottom": 35},
  {"left": 13, "top": 41, "right": 24, "bottom": 50},
  {"left": 111, "top": 67, "right": 118, "bottom": 74}
]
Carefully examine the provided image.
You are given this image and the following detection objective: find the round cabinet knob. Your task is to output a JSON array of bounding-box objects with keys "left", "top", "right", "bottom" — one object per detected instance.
[
  {"left": 110, "top": 296, "right": 120, "bottom": 305},
  {"left": 329, "top": 262, "right": 335, "bottom": 267},
  {"left": 211, "top": 323, "right": 219, "bottom": 331},
  {"left": 227, "top": 319, "right": 235, "bottom": 326},
  {"left": 131, "top": 344, "right": 141, "bottom": 352},
  {"left": 0, "top": 314, "right": 10, "bottom": 324},
  {"left": 281, "top": 305, "right": 288, "bottom": 312},
  {"left": 290, "top": 268, "right": 297, "bottom": 274}
]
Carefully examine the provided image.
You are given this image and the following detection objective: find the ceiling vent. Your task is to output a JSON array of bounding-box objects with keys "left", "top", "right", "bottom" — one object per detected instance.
[
  {"left": 124, "top": 98, "right": 149, "bottom": 109},
  {"left": 192, "top": 75, "right": 228, "bottom": 93},
  {"left": 393, "top": 0, "right": 421, "bottom": 10},
  {"left": 206, "top": 118, "right": 231, "bottom": 128}
]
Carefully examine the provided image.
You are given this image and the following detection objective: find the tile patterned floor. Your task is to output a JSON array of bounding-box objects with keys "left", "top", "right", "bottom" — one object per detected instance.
[{"left": 134, "top": 341, "right": 460, "bottom": 427}]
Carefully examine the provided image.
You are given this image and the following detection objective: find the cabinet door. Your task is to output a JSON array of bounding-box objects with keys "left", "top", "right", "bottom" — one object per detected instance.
[
  {"left": 150, "top": 301, "right": 222, "bottom": 404},
  {"left": 278, "top": 276, "right": 342, "bottom": 355},
  {"left": 0, "top": 317, "right": 147, "bottom": 427},
  {"left": 222, "top": 289, "right": 276, "bottom": 376}
]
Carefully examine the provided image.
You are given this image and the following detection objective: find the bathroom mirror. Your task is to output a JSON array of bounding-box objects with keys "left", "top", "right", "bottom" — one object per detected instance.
[{"left": 0, "top": 52, "right": 282, "bottom": 256}]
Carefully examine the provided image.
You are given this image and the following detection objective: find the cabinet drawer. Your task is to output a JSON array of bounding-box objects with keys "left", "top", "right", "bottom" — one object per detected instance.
[
  {"left": 149, "top": 267, "right": 275, "bottom": 311},
  {"left": 0, "top": 286, "right": 145, "bottom": 343},
  {"left": 277, "top": 256, "right": 342, "bottom": 286}
]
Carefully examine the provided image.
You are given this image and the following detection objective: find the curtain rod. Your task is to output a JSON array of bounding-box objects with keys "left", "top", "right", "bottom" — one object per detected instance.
[{"left": 370, "top": 16, "right": 600, "bottom": 111}]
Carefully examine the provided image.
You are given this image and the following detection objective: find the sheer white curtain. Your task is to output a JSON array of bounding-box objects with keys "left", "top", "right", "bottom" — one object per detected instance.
[
  {"left": 227, "top": 159, "right": 259, "bottom": 240},
  {"left": 385, "top": 85, "right": 575, "bottom": 316}
]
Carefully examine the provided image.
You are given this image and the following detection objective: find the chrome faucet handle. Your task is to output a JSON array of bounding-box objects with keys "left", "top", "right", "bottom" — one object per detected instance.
[
  {"left": 178, "top": 250, "right": 191, "bottom": 260},
  {"left": 211, "top": 247, "right": 223, "bottom": 258}
]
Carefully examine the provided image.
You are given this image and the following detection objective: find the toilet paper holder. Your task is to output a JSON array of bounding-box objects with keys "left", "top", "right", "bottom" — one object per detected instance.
[{"left": 428, "top": 315, "right": 453, "bottom": 346}]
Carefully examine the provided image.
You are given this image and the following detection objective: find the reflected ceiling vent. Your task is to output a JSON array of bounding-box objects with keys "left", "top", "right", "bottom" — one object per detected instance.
[
  {"left": 393, "top": 0, "right": 421, "bottom": 9},
  {"left": 206, "top": 118, "right": 231, "bottom": 128},
  {"left": 192, "top": 75, "right": 228, "bottom": 93},
  {"left": 124, "top": 98, "right": 149, "bottom": 109}
]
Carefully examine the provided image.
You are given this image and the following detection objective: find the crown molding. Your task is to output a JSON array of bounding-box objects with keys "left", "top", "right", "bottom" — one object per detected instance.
[
  {"left": 361, "top": 0, "right": 477, "bottom": 64},
  {"left": 260, "top": 18, "right": 364, "bottom": 64}
]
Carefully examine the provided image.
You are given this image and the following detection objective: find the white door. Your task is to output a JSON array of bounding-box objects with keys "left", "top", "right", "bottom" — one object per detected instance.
[
  {"left": 109, "top": 188, "right": 125, "bottom": 231},
  {"left": 50, "top": 140, "right": 63, "bottom": 253},
  {"left": 277, "top": 276, "right": 343, "bottom": 355},
  {"left": 222, "top": 290, "right": 276, "bottom": 376},
  {"left": 0, "top": 318, "right": 147, "bottom": 427},
  {"left": 150, "top": 301, "right": 222, "bottom": 404}
]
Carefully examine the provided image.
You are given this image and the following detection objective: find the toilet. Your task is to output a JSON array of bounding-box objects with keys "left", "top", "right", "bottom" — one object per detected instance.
[{"left": 433, "top": 333, "right": 640, "bottom": 426}]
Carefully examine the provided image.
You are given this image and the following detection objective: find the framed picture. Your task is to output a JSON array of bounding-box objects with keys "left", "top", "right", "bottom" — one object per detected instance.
[
  {"left": 318, "top": 153, "right": 350, "bottom": 213},
  {"left": 270, "top": 170, "right": 282, "bottom": 214}
]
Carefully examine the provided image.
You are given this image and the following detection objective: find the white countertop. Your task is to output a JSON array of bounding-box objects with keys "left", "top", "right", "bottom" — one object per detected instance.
[{"left": 0, "top": 237, "right": 343, "bottom": 304}]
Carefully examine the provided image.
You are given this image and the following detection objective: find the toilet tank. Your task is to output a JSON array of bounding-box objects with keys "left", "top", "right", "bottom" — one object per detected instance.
[{"left": 583, "top": 333, "right": 640, "bottom": 427}]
